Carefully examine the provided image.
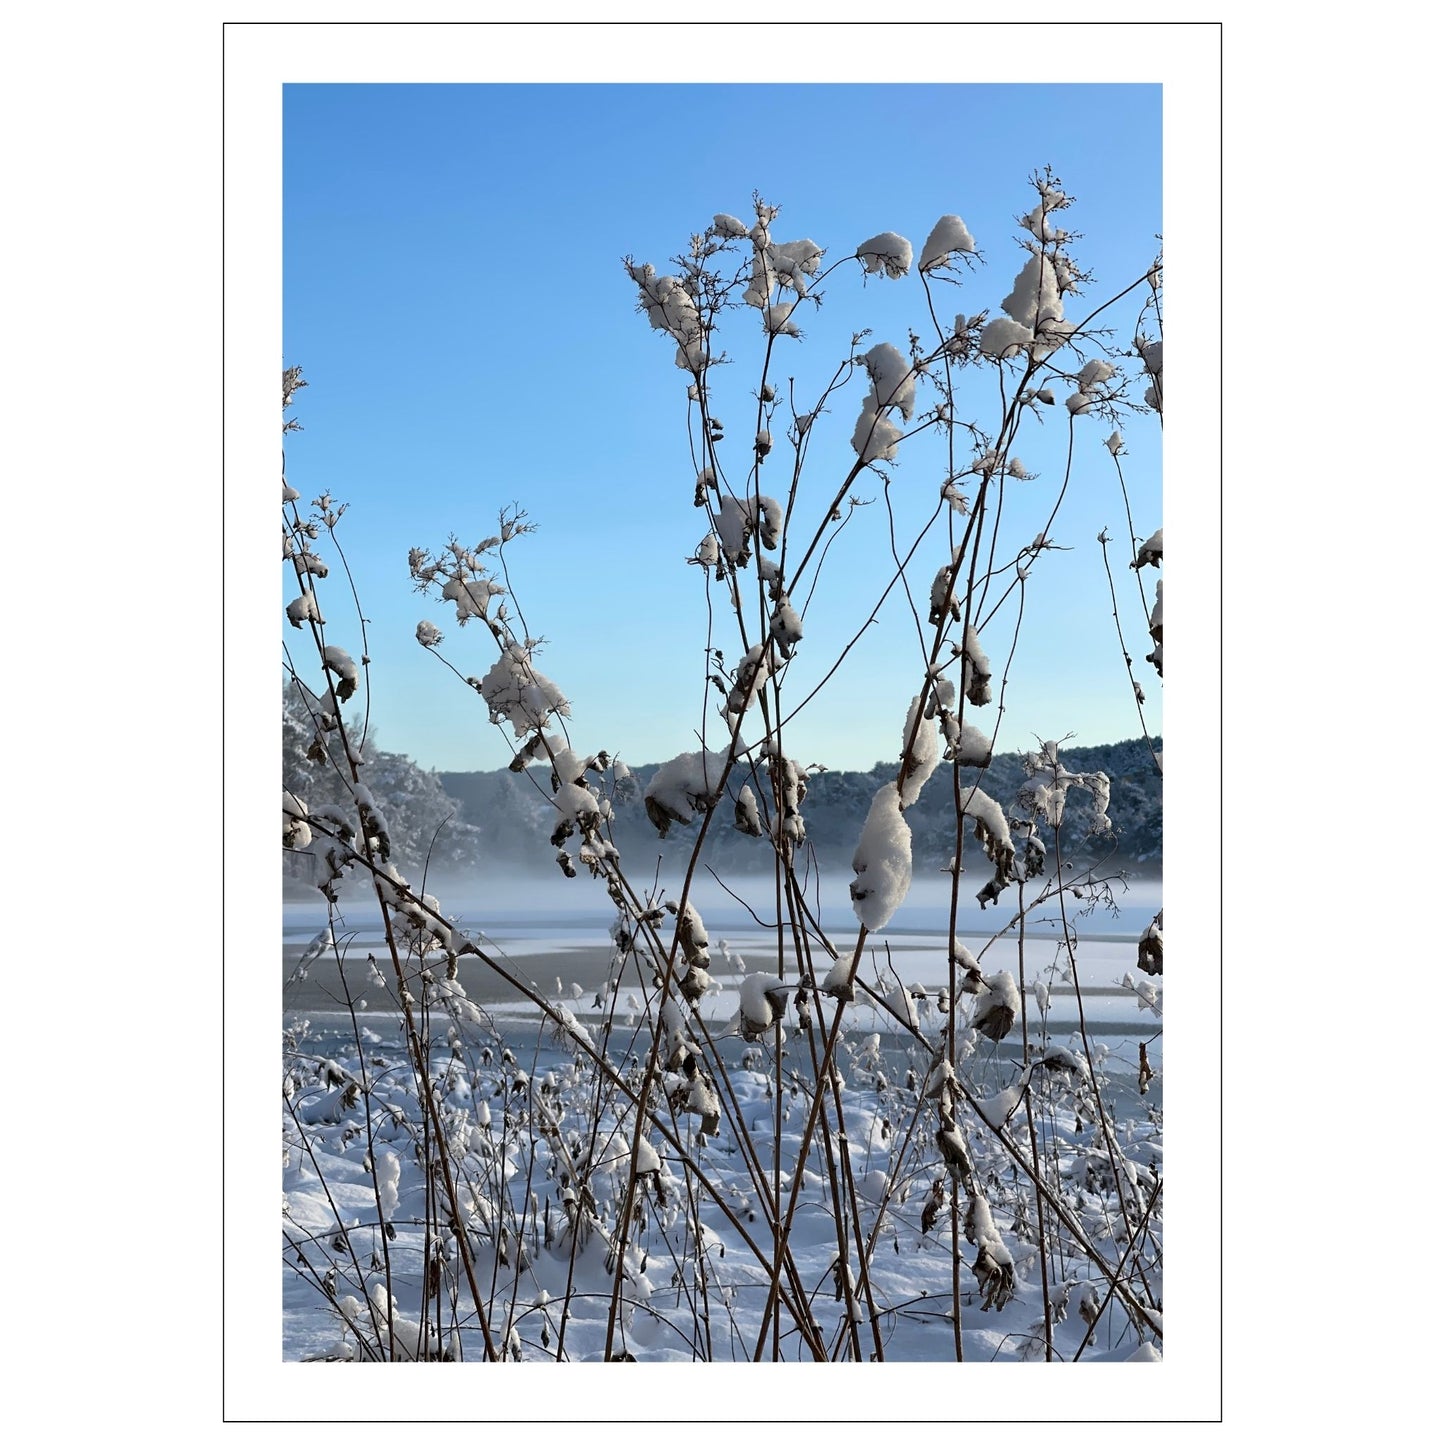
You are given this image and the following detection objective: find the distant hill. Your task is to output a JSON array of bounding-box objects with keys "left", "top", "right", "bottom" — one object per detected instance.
[
  {"left": 437, "top": 735, "right": 1162, "bottom": 877},
  {"left": 285, "top": 668, "right": 1159, "bottom": 892},
  {"left": 284, "top": 701, "right": 1160, "bottom": 894}
]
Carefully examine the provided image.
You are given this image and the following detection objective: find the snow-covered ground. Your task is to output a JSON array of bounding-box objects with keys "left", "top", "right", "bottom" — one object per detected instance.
[{"left": 282, "top": 869, "right": 1165, "bottom": 1372}]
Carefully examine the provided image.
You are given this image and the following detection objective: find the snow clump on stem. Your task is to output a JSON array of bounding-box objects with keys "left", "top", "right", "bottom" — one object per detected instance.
[
  {"left": 1017, "top": 741, "right": 1113, "bottom": 836},
  {"left": 286, "top": 591, "right": 323, "bottom": 629},
  {"left": 855, "top": 231, "right": 913, "bottom": 279},
  {"left": 732, "top": 974, "right": 792, "bottom": 1041},
  {"left": 321, "top": 646, "right": 359, "bottom": 703},
  {"left": 961, "top": 625, "right": 992, "bottom": 706},
  {"left": 1146, "top": 579, "right": 1163, "bottom": 675},
  {"left": 972, "top": 971, "right": 1020, "bottom": 1043},
  {"left": 479, "top": 645, "right": 570, "bottom": 737},
  {"left": 979, "top": 316, "right": 1034, "bottom": 360},
  {"left": 644, "top": 748, "right": 729, "bottom": 837},
  {"left": 850, "top": 785, "right": 913, "bottom": 932},
  {"left": 1133, "top": 528, "right": 1163, "bottom": 569},
  {"left": 899, "top": 694, "right": 940, "bottom": 808},
  {"left": 860, "top": 342, "right": 917, "bottom": 421},
  {"left": 851, "top": 407, "right": 902, "bottom": 464},
  {"left": 919, "top": 214, "right": 976, "bottom": 272},
  {"left": 627, "top": 261, "right": 706, "bottom": 371},
  {"left": 725, "top": 643, "right": 773, "bottom": 717},
  {"left": 1000, "top": 252, "right": 1075, "bottom": 358}
]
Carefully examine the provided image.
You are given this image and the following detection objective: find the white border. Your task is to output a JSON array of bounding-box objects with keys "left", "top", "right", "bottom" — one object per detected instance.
[{"left": 226, "top": 18, "right": 1221, "bottom": 1425}]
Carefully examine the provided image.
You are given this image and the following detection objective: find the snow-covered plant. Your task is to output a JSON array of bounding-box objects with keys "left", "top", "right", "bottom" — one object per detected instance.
[{"left": 283, "top": 168, "right": 1165, "bottom": 1365}]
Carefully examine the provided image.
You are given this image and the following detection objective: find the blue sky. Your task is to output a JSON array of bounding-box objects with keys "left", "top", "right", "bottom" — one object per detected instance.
[{"left": 284, "top": 82, "right": 1163, "bottom": 775}]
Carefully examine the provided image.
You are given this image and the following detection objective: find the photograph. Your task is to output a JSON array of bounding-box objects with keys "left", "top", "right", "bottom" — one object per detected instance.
[{"left": 234, "top": 18, "right": 1220, "bottom": 1422}]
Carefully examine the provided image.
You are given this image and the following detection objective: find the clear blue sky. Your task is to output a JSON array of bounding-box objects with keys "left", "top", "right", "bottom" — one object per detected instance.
[{"left": 284, "top": 82, "right": 1162, "bottom": 775}]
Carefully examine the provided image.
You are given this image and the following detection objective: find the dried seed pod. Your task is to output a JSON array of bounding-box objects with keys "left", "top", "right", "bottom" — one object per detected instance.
[
  {"left": 921, "top": 1178, "right": 947, "bottom": 1234},
  {"left": 972, "top": 972, "right": 1020, "bottom": 1042},
  {"left": 1137, "top": 909, "right": 1163, "bottom": 976},
  {"left": 935, "top": 1104, "right": 973, "bottom": 1187}
]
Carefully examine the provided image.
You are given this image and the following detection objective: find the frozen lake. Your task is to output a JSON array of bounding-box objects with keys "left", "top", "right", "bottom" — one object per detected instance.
[{"left": 284, "top": 868, "right": 1163, "bottom": 1077}]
